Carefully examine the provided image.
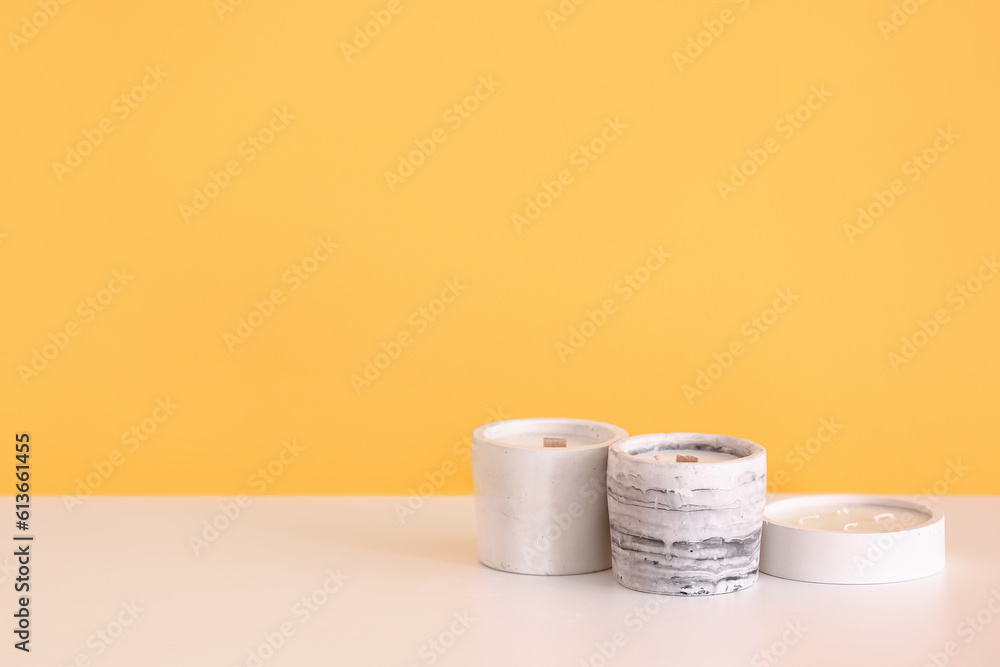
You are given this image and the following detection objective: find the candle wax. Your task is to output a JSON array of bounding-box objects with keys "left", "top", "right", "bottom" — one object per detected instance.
[
  {"left": 768, "top": 503, "right": 931, "bottom": 533},
  {"left": 639, "top": 449, "right": 738, "bottom": 463},
  {"left": 495, "top": 433, "right": 598, "bottom": 448}
]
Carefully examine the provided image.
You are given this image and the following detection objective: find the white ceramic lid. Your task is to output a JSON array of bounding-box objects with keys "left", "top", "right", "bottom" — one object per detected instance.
[{"left": 759, "top": 494, "right": 945, "bottom": 584}]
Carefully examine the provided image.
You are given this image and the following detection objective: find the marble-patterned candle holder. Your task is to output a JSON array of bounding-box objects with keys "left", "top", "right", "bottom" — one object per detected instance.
[
  {"left": 472, "top": 418, "right": 628, "bottom": 575},
  {"left": 607, "top": 433, "right": 767, "bottom": 595}
]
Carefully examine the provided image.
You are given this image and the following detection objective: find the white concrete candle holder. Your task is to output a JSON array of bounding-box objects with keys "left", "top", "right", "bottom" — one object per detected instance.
[
  {"left": 471, "top": 417, "right": 628, "bottom": 575},
  {"left": 607, "top": 433, "right": 767, "bottom": 595},
  {"left": 760, "top": 494, "right": 945, "bottom": 584}
]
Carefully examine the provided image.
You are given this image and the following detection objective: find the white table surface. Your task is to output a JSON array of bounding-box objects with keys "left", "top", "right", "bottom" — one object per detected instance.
[{"left": 10, "top": 495, "right": 1000, "bottom": 666}]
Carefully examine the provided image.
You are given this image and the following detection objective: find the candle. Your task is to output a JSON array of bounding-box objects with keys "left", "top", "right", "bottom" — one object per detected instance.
[
  {"left": 471, "top": 418, "right": 628, "bottom": 575},
  {"left": 606, "top": 432, "right": 767, "bottom": 596},
  {"left": 492, "top": 433, "right": 597, "bottom": 448},
  {"left": 766, "top": 502, "right": 931, "bottom": 533},
  {"left": 759, "top": 495, "right": 946, "bottom": 584},
  {"left": 640, "top": 449, "right": 738, "bottom": 463}
]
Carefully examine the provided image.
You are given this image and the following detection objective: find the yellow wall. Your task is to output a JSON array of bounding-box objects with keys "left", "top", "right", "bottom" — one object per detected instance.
[{"left": 3, "top": 0, "right": 997, "bottom": 498}]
